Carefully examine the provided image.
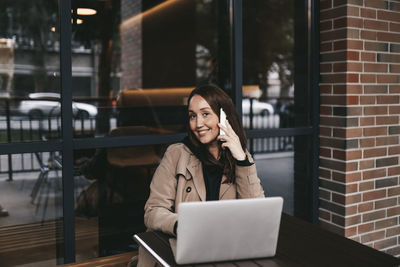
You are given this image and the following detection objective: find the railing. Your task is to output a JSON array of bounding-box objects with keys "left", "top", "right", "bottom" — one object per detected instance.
[{"left": 0, "top": 96, "right": 295, "bottom": 180}]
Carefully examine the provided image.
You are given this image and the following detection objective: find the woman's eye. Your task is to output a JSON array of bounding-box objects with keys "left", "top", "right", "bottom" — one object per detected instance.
[
  {"left": 189, "top": 114, "right": 196, "bottom": 120},
  {"left": 202, "top": 112, "right": 209, "bottom": 117}
]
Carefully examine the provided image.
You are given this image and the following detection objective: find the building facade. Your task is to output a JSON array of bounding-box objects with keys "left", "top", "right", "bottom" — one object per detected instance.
[{"left": 319, "top": 0, "right": 400, "bottom": 256}]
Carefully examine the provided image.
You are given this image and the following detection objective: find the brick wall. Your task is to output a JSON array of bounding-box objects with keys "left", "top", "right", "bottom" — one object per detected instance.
[
  {"left": 319, "top": 0, "right": 400, "bottom": 257},
  {"left": 120, "top": 0, "right": 142, "bottom": 89}
]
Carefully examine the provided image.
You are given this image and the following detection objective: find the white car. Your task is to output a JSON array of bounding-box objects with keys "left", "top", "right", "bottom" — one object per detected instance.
[
  {"left": 242, "top": 98, "right": 274, "bottom": 115},
  {"left": 18, "top": 92, "right": 98, "bottom": 119}
]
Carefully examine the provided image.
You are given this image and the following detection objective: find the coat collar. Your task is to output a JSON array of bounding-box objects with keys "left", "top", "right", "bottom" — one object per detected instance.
[{"left": 177, "top": 142, "right": 232, "bottom": 201}]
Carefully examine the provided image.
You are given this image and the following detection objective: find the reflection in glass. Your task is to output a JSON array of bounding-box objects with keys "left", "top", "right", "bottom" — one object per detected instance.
[
  {"left": 0, "top": 1, "right": 61, "bottom": 142},
  {"left": 0, "top": 151, "right": 64, "bottom": 266},
  {"left": 74, "top": 143, "right": 167, "bottom": 260},
  {"left": 70, "top": 0, "right": 231, "bottom": 137},
  {"left": 243, "top": 0, "right": 308, "bottom": 129},
  {"left": 254, "top": 152, "right": 294, "bottom": 215}
]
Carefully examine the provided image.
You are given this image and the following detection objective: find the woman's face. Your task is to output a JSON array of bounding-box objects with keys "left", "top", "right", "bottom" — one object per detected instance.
[{"left": 188, "top": 94, "right": 220, "bottom": 145}]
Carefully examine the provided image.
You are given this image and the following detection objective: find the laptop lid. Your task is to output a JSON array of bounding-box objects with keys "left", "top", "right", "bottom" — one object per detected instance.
[{"left": 173, "top": 197, "right": 283, "bottom": 265}]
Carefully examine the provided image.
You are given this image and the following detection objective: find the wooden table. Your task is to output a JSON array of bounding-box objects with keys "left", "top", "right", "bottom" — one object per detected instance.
[{"left": 134, "top": 213, "right": 400, "bottom": 267}]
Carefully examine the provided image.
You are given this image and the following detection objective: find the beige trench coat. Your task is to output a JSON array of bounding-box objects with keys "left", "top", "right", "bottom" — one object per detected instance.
[{"left": 138, "top": 142, "right": 265, "bottom": 267}]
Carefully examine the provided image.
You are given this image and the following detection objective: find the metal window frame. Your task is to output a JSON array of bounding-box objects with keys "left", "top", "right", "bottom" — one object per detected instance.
[{"left": 0, "top": 0, "right": 319, "bottom": 263}]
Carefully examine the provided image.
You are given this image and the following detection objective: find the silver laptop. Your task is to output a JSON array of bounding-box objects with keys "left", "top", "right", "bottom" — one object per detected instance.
[{"left": 170, "top": 197, "right": 284, "bottom": 265}]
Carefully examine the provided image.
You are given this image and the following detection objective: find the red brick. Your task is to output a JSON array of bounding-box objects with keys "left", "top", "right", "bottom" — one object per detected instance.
[
  {"left": 320, "top": 127, "right": 332, "bottom": 137},
  {"left": 376, "top": 136, "right": 399, "bottom": 146},
  {"left": 364, "top": 106, "right": 387, "bottom": 115},
  {"left": 389, "top": 146, "right": 400, "bottom": 155},
  {"left": 364, "top": 63, "right": 388, "bottom": 73},
  {"left": 363, "top": 127, "right": 388, "bottom": 137},
  {"left": 374, "top": 237, "right": 397, "bottom": 250},
  {"left": 364, "top": 19, "right": 388, "bottom": 31},
  {"left": 389, "top": 85, "right": 400, "bottom": 93},
  {"left": 320, "top": 85, "right": 332, "bottom": 94},
  {"left": 363, "top": 147, "right": 387, "bottom": 158},
  {"left": 347, "top": 183, "right": 358, "bottom": 193},
  {"left": 375, "top": 197, "right": 398, "bottom": 209},
  {"left": 319, "top": 168, "right": 331, "bottom": 179},
  {"left": 376, "top": 116, "right": 399, "bottom": 125},
  {"left": 346, "top": 205, "right": 358, "bottom": 216},
  {"left": 389, "top": 106, "right": 400, "bottom": 114},
  {"left": 377, "top": 96, "right": 399, "bottom": 104},
  {"left": 361, "top": 230, "right": 385, "bottom": 243},
  {"left": 360, "top": 117, "right": 375, "bottom": 127},
  {"left": 320, "top": 106, "right": 332, "bottom": 115},
  {"left": 360, "top": 160, "right": 375, "bottom": 170},
  {"left": 332, "top": 193, "right": 345, "bottom": 205},
  {"left": 388, "top": 207, "right": 400, "bottom": 217},
  {"left": 359, "top": 181, "right": 374, "bottom": 192},
  {"left": 321, "top": 42, "right": 333, "bottom": 52},
  {"left": 360, "top": 96, "right": 375, "bottom": 105},
  {"left": 388, "top": 186, "right": 400, "bottom": 196},
  {"left": 365, "top": 0, "right": 387, "bottom": 9},
  {"left": 320, "top": 20, "right": 333, "bottom": 31},
  {"left": 319, "top": 209, "right": 331, "bottom": 221},
  {"left": 360, "top": 74, "right": 376, "bottom": 83},
  {"left": 376, "top": 218, "right": 398, "bottom": 231},
  {"left": 363, "top": 210, "right": 386, "bottom": 223},
  {"left": 377, "top": 75, "right": 399, "bottom": 84},
  {"left": 361, "top": 7, "right": 376, "bottom": 18},
  {"left": 344, "top": 227, "right": 357, "bottom": 238},
  {"left": 358, "top": 202, "right": 374, "bottom": 213},
  {"left": 320, "top": 147, "right": 331, "bottom": 158},
  {"left": 333, "top": 128, "right": 362, "bottom": 138},
  {"left": 361, "top": 30, "right": 377, "bottom": 41},
  {"left": 378, "top": 32, "right": 400, "bottom": 43},
  {"left": 321, "top": 63, "right": 332, "bottom": 73},
  {"left": 390, "top": 64, "right": 400, "bottom": 73},
  {"left": 363, "top": 189, "right": 387, "bottom": 201},
  {"left": 360, "top": 137, "right": 375, "bottom": 147},
  {"left": 377, "top": 10, "right": 400, "bottom": 23},
  {"left": 388, "top": 166, "right": 400, "bottom": 176},
  {"left": 364, "top": 85, "right": 387, "bottom": 94},
  {"left": 320, "top": 0, "right": 332, "bottom": 10},
  {"left": 390, "top": 22, "right": 400, "bottom": 32},
  {"left": 362, "top": 168, "right": 386, "bottom": 180},
  {"left": 361, "top": 52, "right": 376, "bottom": 62},
  {"left": 358, "top": 222, "right": 374, "bottom": 235},
  {"left": 386, "top": 226, "right": 400, "bottom": 237}
]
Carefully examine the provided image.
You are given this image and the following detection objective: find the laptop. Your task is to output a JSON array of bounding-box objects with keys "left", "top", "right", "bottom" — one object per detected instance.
[{"left": 169, "top": 197, "right": 283, "bottom": 265}]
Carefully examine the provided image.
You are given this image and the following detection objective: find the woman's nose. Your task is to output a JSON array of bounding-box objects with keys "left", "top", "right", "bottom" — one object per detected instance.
[{"left": 196, "top": 116, "right": 204, "bottom": 127}]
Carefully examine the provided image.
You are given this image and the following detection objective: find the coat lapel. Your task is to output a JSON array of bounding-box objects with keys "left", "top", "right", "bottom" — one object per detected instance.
[
  {"left": 187, "top": 155, "right": 206, "bottom": 202},
  {"left": 219, "top": 175, "right": 232, "bottom": 199}
]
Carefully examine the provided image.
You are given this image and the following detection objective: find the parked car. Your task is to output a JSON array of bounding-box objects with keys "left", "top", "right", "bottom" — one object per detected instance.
[
  {"left": 18, "top": 92, "right": 98, "bottom": 119},
  {"left": 242, "top": 98, "right": 274, "bottom": 115}
]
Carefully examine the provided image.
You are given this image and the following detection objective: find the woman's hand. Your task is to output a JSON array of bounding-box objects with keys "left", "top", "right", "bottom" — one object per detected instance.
[{"left": 217, "top": 120, "right": 246, "bottom": 161}]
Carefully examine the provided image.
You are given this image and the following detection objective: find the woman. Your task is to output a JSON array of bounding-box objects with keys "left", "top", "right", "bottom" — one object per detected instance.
[{"left": 137, "top": 84, "right": 264, "bottom": 266}]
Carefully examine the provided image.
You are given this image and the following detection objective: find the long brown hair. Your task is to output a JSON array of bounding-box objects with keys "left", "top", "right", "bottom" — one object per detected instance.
[{"left": 187, "top": 84, "right": 247, "bottom": 183}]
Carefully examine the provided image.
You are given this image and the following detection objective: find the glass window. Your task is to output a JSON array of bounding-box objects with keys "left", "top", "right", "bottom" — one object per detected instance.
[
  {"left": 0, "top": 1, "right": 61, "bottom": 143},
  {"left": 243, "top": 0, "right": 314, "bottom": 221},
  {"left": 74, "top": 143, "right": 167, "bottom": 260},
  {"left": 0, "top": 151, "right": 64, "bottom": 266},
  {"left": 242, "top": 0, "right": 310, "bottom": 129},
  {"left": 71, "top": 0, "right": 232, "bottom": 137}
]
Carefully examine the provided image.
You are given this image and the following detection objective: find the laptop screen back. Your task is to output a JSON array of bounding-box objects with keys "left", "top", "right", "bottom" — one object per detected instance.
[{"left": 175, "top": 197, "right": 283, "bottom": 265}]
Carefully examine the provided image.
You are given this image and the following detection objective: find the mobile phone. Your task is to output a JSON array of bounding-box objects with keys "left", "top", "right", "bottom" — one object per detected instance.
[{"left": 219, "top": 108, "right": 227, "bottom": 135}]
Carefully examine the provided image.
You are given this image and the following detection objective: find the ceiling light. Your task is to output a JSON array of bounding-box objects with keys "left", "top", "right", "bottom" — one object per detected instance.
[
  {"left": 77, "top": 19, "right": 83, "bottom": 24},
  {"left": 77, "top": 8, "right": 97, "bottom": 15}
]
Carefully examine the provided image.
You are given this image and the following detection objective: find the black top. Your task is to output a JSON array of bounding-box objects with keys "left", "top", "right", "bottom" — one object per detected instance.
[{"left": 182, "top": 137, "right": 252, "bottom": 201}]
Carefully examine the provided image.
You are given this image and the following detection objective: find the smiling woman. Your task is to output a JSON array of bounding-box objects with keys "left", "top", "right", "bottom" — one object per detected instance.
[{"left": 138, "top": 84, "right": 265, "bottom": 267}]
